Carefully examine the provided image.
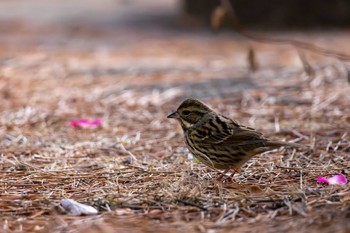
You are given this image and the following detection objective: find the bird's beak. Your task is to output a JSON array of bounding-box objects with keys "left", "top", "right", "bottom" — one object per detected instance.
[{"left": 167, "top": 111, "right": 179, "bottom": 119}]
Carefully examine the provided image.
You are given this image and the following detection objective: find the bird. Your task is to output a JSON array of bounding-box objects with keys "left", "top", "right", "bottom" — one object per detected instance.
[{"left": 167, "top": 98, "right": 305, "bottom": 180}]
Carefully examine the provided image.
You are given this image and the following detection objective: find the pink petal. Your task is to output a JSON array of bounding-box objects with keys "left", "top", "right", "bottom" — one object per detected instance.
[
  {"left": 316, "top": 177, "right": 329, "bottom": 183},
  {"left": 68, "top": 118, "right": 103, "bottom": 129},
  {"left": 316, "top": 174, "right": 347, "bottom": 185},
  {"left": 91, "top": 118, "right": 102, "bottom": 126}
]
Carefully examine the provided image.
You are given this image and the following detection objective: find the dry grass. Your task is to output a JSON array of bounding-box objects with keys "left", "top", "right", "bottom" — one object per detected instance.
[{"left": 0, "top": 22, "right": 349, "bottom": 233}]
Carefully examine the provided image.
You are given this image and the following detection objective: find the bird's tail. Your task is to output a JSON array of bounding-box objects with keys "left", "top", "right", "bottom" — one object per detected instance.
[{"left": 265, "top": 140, "right": 308, "bottom": 149}]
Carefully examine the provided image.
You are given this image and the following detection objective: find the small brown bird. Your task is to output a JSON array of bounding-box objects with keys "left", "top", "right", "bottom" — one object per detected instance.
[{"left": 167, "top": 98, "right": 304, "bottom": 179}]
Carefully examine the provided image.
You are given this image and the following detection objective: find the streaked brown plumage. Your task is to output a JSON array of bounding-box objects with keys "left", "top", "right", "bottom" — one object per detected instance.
[{"left": 167, "top": 98, "right": 304, "bottom": 176}]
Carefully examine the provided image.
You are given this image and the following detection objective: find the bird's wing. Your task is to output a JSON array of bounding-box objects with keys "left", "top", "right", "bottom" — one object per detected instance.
[
  {"left": 191, "top": 114, "right": 266, "bottom": 146},
  {"left": 220, "top": 125, "right": 268, "bottom": 147}
]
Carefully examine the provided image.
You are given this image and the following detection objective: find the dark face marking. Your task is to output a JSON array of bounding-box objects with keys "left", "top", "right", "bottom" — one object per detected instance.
[
  {"left": 182, "top": 110, "right": 191, "bottom": 117},
  {"left": 175, "top": 99, "right": 213, "bottom": 129}
]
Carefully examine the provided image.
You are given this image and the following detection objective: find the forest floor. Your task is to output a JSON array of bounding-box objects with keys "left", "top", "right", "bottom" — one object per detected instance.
[{"left": 0, "top": 1, "right": 350, "bottom": 232}]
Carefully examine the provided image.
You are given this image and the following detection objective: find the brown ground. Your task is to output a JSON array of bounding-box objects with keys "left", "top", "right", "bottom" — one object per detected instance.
[{"left": 0, "top": 1, "right": 350, "bottom": 233}]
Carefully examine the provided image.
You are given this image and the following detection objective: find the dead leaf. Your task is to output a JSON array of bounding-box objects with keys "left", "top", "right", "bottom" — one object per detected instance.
[
  {"left": 247, "top": 47, "right": 258, "bottom": 72},
  {"left": 211, "top": 5, "right": 226, "bottom": 30}
]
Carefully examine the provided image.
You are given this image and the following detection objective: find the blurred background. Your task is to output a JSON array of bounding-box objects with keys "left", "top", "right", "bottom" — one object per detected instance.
[
  {"left": 2, "top": 0, "right": 350, "bottom": 28},
  {"left": 0, "top": 0, "right": 179, "bottom": 30},
  {"left": 184, "top": 0, "right": 350, "bottom": 28},
  {"left": 1, "top": 0, "right": 349, "bottom": 100}
]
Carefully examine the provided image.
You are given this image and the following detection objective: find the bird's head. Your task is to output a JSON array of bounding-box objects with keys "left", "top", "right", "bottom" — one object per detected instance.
[{"left": 167, "top": 98, "right": 212, "bottom": 130}]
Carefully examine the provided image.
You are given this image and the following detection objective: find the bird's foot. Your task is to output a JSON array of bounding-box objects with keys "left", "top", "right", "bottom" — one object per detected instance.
[{"left": 217, "top": 168, "right": 238, "bottom": 182}]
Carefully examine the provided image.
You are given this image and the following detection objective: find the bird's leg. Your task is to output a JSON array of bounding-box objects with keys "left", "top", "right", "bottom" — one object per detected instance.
[
  {"left": 217, "top": 168, "right": 230, "bottom": 181},
  {"left": 217, "top": 168, "right": 238, "bottom": 182},
  {"left": 229, "top": 168, "right": 238, "bottom": 179}
]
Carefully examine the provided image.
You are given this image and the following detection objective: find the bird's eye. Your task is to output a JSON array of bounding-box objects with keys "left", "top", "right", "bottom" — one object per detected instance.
[{"left": 182, "top": 110, "right": 191, "bottom": 117}]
